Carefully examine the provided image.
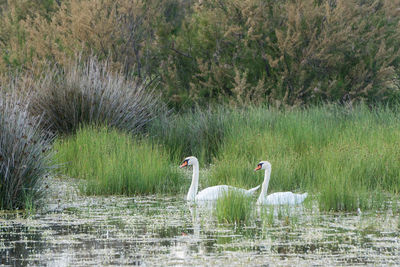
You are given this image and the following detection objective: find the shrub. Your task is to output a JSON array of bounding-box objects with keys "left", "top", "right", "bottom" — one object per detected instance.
[
  {"left": 0, "top": 0, "right": 188, "bottom": 78},
  {"left": 54, "top": 126, "right": 184, "bottom": 195},
  {"left": 0, "top": 93, "right": 54, "bottom": 210},
  {"left": 2, "top": 0, "right": 400, "bottom": 108},
  {"left": 29, "top": 57, "right": 162, "bottom": 135},
  {"left": 163, "top": 0, "right": 400, "bottom": 107}
]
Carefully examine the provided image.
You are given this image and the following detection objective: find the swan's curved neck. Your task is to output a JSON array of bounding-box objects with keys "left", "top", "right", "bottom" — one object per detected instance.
[
  {"left": 187, "top": 161, "right": 199, "bottom": 201},
  {"left": 258, "top": 167, "right": 271, "bottom": 201}
]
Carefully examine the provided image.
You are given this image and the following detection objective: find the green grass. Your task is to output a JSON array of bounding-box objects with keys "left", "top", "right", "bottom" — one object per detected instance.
[
  {"left": 215, "top": 190, "right": 253, "bottom": 224},
  {"left": 149, "top": 104, "right": 400, "bottom": 212},
  {"left": 205, "top": 105, "right": 400, "bottom": 211},
  {"left": 52, "top": 104, "right": 400, "bottom": 212},
  {"left": 54, "top": 126, "right": 184, "bottom": 196}
]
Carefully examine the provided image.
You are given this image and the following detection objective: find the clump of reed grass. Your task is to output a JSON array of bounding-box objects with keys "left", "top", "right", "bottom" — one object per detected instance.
[
  {"left": 54, "top": 126, "right": 184, "bottom": 195},
  {"left": 147, "top": 104, "right": 400, "bottom": 211},
  {"left": 215, "top": 190, "right": 253, "bottom": 224},
  {"left": 205, "top": 104, "right": 400, "bottom": 212},
  {"left": 148, "top": 106, "right": 229, "bottom": 164},
  {"left": 30, "top": 56, "right": 162, "bottom": 135},
  {"left": 0, "top": 93, "right": 54, "bottom": 210}
]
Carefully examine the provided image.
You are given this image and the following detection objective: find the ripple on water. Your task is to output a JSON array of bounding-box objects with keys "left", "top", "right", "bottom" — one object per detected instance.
[{"left": 1, "top": 178, "right": 400, "bottom": 266}]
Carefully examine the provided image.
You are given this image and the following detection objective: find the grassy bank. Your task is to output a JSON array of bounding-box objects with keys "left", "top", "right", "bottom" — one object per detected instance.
[
  {"left": 54, "top": 126, "right": 184, "bottom": 196},
  {"left": 150, "top": 104, "right": 400, "bottom": 211}
]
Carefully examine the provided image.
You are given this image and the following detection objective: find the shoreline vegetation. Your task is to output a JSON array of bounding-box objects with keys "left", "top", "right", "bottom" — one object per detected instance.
[
  {"left": 52, "top": 105, "right": 400, "bottom": 214},
  {"left": 54, "top": 126, "right": 184, "bottom": 196},
  {"left": 0, "top": 0, "right": 400, "bottom": 220}
]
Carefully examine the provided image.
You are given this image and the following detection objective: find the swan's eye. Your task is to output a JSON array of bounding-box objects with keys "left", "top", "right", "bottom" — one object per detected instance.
[{"left": 254, "top": 163, "right": 263, "bottom": 171}]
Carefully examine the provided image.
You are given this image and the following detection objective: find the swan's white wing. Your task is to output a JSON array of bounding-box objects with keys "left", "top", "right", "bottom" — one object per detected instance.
[
  {"left": 195, "top": 185, "right": 229, "bottom": 201},
  {"left": 195, "top": 185, "right": 250, "bottom": 201},
  {"left": 246, "top": 184, "right": 261, "bottom": 195},
  {"left": 259, "top": 192, "right": 307, "bottom": 205}
]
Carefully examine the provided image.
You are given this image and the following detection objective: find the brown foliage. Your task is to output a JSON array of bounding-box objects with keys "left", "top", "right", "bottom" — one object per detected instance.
[{"left": 0, "top": 0, "right": 161, "bottom": 77}]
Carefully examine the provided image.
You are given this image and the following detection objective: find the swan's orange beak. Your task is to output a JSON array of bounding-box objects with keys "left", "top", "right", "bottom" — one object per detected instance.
[
  {"left": 180, "top": 161, "right": 188, "bottom": 168},
  {"left": 254, "top": 164, "right": 262, "bottom": 171}
]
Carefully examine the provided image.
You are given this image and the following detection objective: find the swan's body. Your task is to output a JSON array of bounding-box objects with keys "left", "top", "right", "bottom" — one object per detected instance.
[
  {"left": 258, "top": 191, "right": 308, "bottom": 205},
  {"left": 195, "top": 184, "right": 260, "bottom": 201},
  {"left": 255, "top": 161, "right": 307, "bottom": 205},
  {"left": 180, "top": 156, "right": 260, "bottom": 202}
]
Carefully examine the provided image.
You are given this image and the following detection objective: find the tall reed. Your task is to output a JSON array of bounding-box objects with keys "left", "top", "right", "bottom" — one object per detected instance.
[
  {"left": 0, "top": 93, "right": 54, "bottom": 210},
  {"left": 54, "top": 126, "right": 184, "bottom": 195},
  {"left": 206, "top": 104, "right": 400, "bottom": 211},
  {"left": 30, "top": 57, "right": 162, "bottom": 135},
  {"left": 148, "top": 104, "right": 400, "bottom": 211},
  {"left": 148, "top": 106, "right": 229, "bottom": 164}
]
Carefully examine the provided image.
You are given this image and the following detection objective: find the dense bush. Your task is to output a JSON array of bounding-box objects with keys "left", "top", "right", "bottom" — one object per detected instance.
[
  {"left": 1, "top": 0, "right": 400, "bottom": 108},
  {"left": 29, "top": 57, "right": 162, "bottom": 135},
  {"left": 0, "top": 93, "right": 54, "bottom": 210},
  {"left": 0, "top": 0, "right": 189, "bottom": 77},
  {"left": 165, "top": 0, "right": 400, "bottom": 107}
]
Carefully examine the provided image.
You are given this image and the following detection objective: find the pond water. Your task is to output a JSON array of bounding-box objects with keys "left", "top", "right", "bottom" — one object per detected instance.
[{"left": 1, "top": 179, "right": 400, "bottom": 266}]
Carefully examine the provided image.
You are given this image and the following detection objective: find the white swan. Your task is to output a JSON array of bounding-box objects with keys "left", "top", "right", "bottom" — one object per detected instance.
[
  {"left": 180, "top": 156, "right": 260, "bottom": 202},
  {"left": 255, "top": 161, "right": 308, "bottom": 205}
]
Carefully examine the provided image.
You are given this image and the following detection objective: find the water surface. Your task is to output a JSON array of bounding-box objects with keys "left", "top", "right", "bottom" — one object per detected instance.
[{"left": 1, "top": 179, "right": 399, "bottom": 266}]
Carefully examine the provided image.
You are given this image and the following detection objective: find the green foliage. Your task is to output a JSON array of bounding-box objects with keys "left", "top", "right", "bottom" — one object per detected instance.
[
  {"left": 215, "top": 190, "right": 253, "bottom": 224},
  {"left": 318, "top": 176, "right": 362, "bottom": 212},
  {"left": 1, "top": 0, "right": 400, "bottom": 213},
  {"left": 163, "top": 0, "right": 400, "bottom": 107},
  {"left": 2, "top": 0, "right": 400, "bottom": 108},
  {"left": 54, "top": 126, "right": 184, "bottom": 195},
  {"left": 0, "top": 93, "right": 54, "bottom": 210}
]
